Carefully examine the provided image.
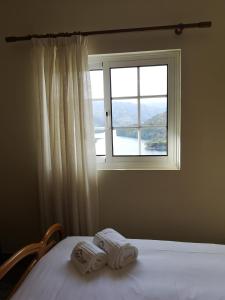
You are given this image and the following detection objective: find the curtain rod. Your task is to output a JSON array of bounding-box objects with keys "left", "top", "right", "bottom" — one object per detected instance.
[{"left": 5, "top": 21, "right": 212, "bottom": 43}]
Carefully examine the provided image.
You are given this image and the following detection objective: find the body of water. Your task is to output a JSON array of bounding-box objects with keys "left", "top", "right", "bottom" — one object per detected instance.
[{"left": 95, "top": 132, "right": 167, "bottom": 156}]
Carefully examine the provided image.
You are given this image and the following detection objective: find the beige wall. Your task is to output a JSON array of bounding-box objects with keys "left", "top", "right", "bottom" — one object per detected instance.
[{"left": 0, "top": 0, "right": 225, "bottom": 252}]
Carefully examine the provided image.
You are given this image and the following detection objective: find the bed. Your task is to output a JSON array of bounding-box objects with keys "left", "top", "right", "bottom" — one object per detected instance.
[{"left": 1, "top": 224, "right": 225, "bottom": 300}]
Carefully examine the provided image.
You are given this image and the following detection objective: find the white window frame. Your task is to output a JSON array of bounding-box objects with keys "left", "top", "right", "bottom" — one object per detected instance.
[{"left": 89, "top": 49, "right": 181, "bottom": 170}]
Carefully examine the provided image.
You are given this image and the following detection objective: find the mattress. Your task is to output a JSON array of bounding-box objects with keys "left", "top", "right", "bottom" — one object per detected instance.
[{"left": 12, "top": 236, "right": 225, "bottom": 300}]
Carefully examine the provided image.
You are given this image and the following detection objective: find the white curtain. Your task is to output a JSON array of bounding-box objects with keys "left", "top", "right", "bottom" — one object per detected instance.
[{"left": 32, "top": 36, "right": 99, "bottom": 236}]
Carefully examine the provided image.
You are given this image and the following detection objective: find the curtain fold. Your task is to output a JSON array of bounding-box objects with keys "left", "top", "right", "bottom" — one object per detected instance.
[{"left": 32, "top": 36, "right": 99, "bottom": 236}]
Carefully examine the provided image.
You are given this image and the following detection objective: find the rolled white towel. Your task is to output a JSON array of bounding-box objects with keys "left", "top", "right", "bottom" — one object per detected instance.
[
  {"left": 70, "top": 241, "right": 107, "bottom": 274},
  {"left": 93, "top": 228, "right": 138, "bottom": 269}
]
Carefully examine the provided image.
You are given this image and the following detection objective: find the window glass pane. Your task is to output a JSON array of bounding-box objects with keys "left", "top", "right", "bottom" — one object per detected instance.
[
  {"left": 113, "top": 128, "right": 138, "bottom": 155},
  {"left": 112, "top": 99, "right": 138, "bottom": 127},
  {"left": 140, "top": 97, "right": 167, "bottom": 126},
  {"left": 111, "top": 67, "right": 137, "bottom": 97},
  {"left": 140, "top": 65, "right": 167, "bottom": 96},
  {"left": 95, "top": 129, "right": 106, "bottom": 156},
  {"left": 90, "top": 70, "right": 104, "bottom": 99},
  {"left": 92, "top": 100, "right": 105, "bottom": 127},
  {"left": 141, "top": 127, "right": 167, "bottom": 155}
]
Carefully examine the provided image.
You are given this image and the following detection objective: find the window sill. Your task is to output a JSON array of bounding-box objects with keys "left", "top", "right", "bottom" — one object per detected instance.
[{"left": 96, "top": 159, "right": 180, "bottom": 171}]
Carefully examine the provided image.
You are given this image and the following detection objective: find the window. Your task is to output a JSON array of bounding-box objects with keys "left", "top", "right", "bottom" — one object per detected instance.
[{"left": 89, "top": 50, "right": 181, "bottom": 170}]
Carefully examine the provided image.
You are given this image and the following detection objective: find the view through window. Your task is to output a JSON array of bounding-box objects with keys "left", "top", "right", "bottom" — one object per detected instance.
[{"left": 90, "top": 66, "right": 168, "bottom": 156}]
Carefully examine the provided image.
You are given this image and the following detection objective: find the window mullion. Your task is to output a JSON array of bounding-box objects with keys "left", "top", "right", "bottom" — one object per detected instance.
[
  {"left": 103, "top": 63, "right": 113, "bottom": 162},
  {"left": 137, "top": 66, "right": 141, "bottom": 155}
]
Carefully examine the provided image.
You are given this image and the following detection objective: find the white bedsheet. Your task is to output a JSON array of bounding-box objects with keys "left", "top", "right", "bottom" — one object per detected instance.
[{"left": 12, "top": 237, "right": 225, "bottom": 300}]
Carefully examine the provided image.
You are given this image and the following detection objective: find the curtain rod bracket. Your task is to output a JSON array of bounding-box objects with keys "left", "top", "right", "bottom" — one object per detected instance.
[{"left": 175, "top": 23, "right": 184, "bottom": 35}]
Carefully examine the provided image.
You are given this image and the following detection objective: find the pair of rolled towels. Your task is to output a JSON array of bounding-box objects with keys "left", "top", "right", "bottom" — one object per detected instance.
[{"left": 71, "top": 228, "right": 138, "bottom": 274}]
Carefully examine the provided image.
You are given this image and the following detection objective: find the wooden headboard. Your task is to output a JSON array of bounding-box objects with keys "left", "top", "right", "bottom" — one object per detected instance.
[{"left": 0, "top": 223, "right": 64, "bottom": 298}]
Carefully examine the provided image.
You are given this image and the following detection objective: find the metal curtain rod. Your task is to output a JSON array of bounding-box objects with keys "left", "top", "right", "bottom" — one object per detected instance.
[{"left": 5, "top": 21, "right": 212, "bottom": 43}]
